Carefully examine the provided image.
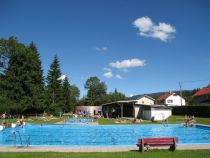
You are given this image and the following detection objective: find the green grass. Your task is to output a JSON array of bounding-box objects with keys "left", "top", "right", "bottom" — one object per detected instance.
[
  {"left": 25, "top": 116, "right": 68, "bottom": 124},
  {"left": 0, "top": 116, "right": 69, "bottom": 126},
  {"left": 98, "top": 115, "right": 210, "bottom": 125},
  {"left": 0, "top": 150, "right": 210, "bottom": 158}
]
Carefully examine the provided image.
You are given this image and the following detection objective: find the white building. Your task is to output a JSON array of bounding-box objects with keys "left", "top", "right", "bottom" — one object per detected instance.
[
  {"left": 102, "top": 95, "right": 172, "bottom": 121},
  {"left": 157, "top": 92, "right": 186, "bottom": 106}
]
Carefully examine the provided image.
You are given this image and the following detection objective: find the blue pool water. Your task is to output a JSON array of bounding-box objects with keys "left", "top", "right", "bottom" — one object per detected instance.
[
  {"left": 64, "top": 118, "right": 93, "bottom": 124},
  {"left": 0, "top": 124, "right": 210, "bottom": 146}
]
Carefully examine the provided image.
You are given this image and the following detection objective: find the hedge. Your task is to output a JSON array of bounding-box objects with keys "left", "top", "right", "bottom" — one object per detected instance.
[{"left": 172, "top": 105, "right": 210, "bottom": 118}]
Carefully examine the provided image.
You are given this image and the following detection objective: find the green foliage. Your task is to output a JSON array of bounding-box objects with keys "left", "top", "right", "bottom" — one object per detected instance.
[
  {"left": 107, "top": 89, "right": 127, "bottom": 102},
  {"left": 61, "top": 77, "right": 71, "bottom": 112},
  {"left": 85, "top": 76, "right": 107, "bottom": 106},
  {"left": 45, "top": 55, "right": 62, "bottom": 114},
  {"left": 172, "top": 105, "right": 210, "bottom": 117},
  {"left": 69, "top": 84, "right": 80, "bottom": 110},
  {"left": 0, "top": 38, "right": 44, "bottom": 114}
]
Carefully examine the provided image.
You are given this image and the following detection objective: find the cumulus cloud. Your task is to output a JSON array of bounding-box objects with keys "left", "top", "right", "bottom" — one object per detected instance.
[
  {"left": 95, "top": 47, "right": 108, "bottom": 52},
  {"left": 133, "top": 16, "right": 176, "bottom": 42},
  {"left": 109, "top": 58, "right": 146, "bottom": 71},
  {"left": 103, "top": 69, "right": 123, "bottom": 79},
  {"left": 115, "top": 74, "right": 123, "bottom": 79},
  {"left": 103, "top": 67, "right": 111, "bottom": 71},
  {"left": 103, "top": 71, "right": 113, "bottom": 78},
  {"left": 57, "top": 74, "right": 66, "bottom": 81},
  {"left": 129, "top": 94, "right": 134, "bottom": 97}
]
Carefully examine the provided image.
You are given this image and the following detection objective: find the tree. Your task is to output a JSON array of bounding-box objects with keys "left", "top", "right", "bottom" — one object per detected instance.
[
  {"left": 108, "top": 89, "right": 126, "bottom": 102},
  {"left": 85, "top": 76, "right": 107, "bottom": 106},
  {"left": 69, "top": 84, "right": 80, "bottom": 110},
  {"left": 45, "top": 55, "right": 62, "bottom": 114},
  {"left": 61, "top": 77, "right": 71, "bottom": 112},
  {"left": 0, "top": 38, "right": 45, "bottom": 114}
]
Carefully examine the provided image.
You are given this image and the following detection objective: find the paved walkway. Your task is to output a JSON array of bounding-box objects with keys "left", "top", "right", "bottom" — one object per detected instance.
[{"left": 0, "top": 144, "right": 210, "bottom": 152}]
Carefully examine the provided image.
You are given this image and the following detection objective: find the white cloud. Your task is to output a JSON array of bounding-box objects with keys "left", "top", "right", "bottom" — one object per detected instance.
[
  {"left": 129, "top": 94, "right": 134, "bottom": 97},
  {"left": 57, "top": 74, "right": 66, "bottom": 81},
  {"left": 133, "top": 16, "right": 176, "bottom": 42},
  {"left": 109, "top": 58, "right": 146, "bottom": 71},
  {"left": 115, "top": 74, "right": 123, "bottom": 79},
  {"left": 103, "top": 67, "right": 111, "bottom": 71},
  {"left": 95, "top": 47, "right": 108, "bottom": 52},
  {"left": 103, "top": 69, "right": 123, "bottom": 79},
  {"left": 103, "top": 71, "right": 113, "bottom": 78}
]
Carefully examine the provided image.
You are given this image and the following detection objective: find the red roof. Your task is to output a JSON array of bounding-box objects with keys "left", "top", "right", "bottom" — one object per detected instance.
[
  {"left": 193, "top": 86, "right": 210, "bottom": 97},
  {"left": 157, "top": 92, "right": 173, "bottom": 100}
]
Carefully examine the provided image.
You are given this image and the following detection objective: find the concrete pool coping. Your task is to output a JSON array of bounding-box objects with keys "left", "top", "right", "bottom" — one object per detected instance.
[{"left": 0, "top": 144, "right": 210, "bottom": 152}]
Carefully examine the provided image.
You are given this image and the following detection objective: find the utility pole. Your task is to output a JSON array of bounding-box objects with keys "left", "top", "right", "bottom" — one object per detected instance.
[{"left": 179, "top": 82, "right": 183, "bottom": 106}]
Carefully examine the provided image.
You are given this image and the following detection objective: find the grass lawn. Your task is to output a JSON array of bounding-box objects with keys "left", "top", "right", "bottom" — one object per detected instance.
[
  {"left": 98, "top": 115, "right": 210, "bottom": 125},
  {"left": 0, "top": 150, "right": 210, "bottom": 158},
  {"left": 0, "top": 116, "right": 69, "bottom": 126}
]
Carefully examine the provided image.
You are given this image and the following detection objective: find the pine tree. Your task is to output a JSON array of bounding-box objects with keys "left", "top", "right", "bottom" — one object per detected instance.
[
  {"left": 61, "top": 77, "right": 71, "bottom": 112},
  {"left": 45, "top": 55, "right": 62, "bottom": 114},
  {"left": 0, "top": 39, "right": 45, "bottom": 114},
  {"left": 28, "top": 42, "right": 45, "bottom": 112},
  {"left": 2, "top": 40, "right": 35, "bottom": 113}
]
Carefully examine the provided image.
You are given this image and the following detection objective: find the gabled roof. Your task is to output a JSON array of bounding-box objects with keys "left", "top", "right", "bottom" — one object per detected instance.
[
  {"left": 101, "top": 100, "right": 137, "bottom": 106},
  {"left": 136, "top": 95, "right": 155, "bottom": 101},
  {"left": 157, "top": 92, "right": 173, "bottom": 101},
  {"left": 193, "top": 86, "right": 210, "bottom": 97}
]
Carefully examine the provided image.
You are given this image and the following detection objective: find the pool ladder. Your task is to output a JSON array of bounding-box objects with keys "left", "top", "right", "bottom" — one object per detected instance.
[{"left": 12, "top": 131, "right": 30, "bottom": 147}]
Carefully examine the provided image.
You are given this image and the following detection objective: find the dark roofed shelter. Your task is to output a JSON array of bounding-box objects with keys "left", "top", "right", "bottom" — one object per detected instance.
[{"left": 101, "top": 101, "right": 137, "bottom": 118}]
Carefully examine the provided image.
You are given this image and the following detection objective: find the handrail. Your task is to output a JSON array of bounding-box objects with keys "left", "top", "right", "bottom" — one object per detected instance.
[
  {"left": 26, "top": 136, "right": 30, "bottom": 147},
  {"left": 15, "top": 130, "right": 23, "bottom": 145}
]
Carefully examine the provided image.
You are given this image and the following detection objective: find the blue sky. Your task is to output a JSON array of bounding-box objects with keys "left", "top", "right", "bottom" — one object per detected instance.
[{"left": 0, "top": 0, "right": 210, "bottom": 97}]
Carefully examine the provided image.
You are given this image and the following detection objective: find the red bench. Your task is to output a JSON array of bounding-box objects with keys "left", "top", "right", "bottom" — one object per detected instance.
[{"left": 136, "top": 137, "right": 178, "bottom": 152}]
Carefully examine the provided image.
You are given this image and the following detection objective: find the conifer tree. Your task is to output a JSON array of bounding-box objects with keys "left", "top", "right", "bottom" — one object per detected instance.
[
  {"left": 0, "top": 39, "right": 45, "bottom": 114},
  {"left": 28, "top": 42, "right": 45, "bottom": 112},
  {"left": 61, "top": 77, "right": 71, "bottom": 112},
  {"left": 45, "top": 55, "right": 62, "bottom": 114}
]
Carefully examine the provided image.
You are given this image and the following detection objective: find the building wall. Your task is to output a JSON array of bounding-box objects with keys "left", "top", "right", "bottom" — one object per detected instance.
[
  {"left": 136, "top": 97, "right": 155, "bottom": 105},
  {"left": 75, "top": 106, "right": 102, "bottom": 116},
  {"left": 165, "top": 95, "right": 186, "bottom": 106},
  {"left": 151, "top": 108, "right": 172, "bottom": 121},
  {"left": 134, "top": 106, "right": 140, "bottom": 118}
]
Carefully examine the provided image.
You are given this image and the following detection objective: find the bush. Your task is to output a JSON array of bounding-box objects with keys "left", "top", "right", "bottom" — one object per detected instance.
[{"left": 172, "top": 105, "right": 210, "bottom": 117}]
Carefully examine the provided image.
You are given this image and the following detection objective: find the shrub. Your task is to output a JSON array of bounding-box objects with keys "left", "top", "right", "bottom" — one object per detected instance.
[{"left": 172, "top": 105, "right": 210, "bottom": 117}]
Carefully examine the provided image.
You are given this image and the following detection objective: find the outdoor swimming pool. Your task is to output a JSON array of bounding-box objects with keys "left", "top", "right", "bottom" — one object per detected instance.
[
  {"left": 64, "top": 118, "right": 93, "bottom": 124},
  {"left": 0, "top": 124, "right": 210, "bottom": 146}
]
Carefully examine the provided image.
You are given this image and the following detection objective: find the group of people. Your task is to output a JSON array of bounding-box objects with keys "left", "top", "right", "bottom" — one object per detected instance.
[
  {"left": 1, "top": 112, "right": 25, "bottom": 129},
  {"left": 184, "top": 115, "right": 196, "bottom": 127}
]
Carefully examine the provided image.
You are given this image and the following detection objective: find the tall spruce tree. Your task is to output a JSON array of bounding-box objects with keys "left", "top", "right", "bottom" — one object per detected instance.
[
  {"left": 0, "top": 38, "right": 45, "bottom": 114},
  {"left": 28, "top": 42, "right": 45, "bottom": 112},
  {"left": 61, "top": 77, "right": 71, "bottom": 112},
  {"left": 45, "top": 55, "right": 62, "bottom": 114}
]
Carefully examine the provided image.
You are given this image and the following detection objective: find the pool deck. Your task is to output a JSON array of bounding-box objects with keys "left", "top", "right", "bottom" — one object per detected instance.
[{"left": 0, "top": 144, "right": 210, "bottom": 152}]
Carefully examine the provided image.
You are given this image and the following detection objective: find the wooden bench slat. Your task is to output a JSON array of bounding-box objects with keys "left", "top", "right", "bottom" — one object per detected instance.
[{"left": 137, "top": 137, "right": 178, "bottom": 152}]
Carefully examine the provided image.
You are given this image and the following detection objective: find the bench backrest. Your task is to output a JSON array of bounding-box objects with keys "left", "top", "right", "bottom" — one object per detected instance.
[{"left": 138, "top": 137, "right": 178, "bottom": 144}]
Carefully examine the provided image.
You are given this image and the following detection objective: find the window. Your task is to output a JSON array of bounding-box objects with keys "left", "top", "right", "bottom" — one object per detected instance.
[{"left": 167, "top": 100, "right": 173, "bottom": 103}]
